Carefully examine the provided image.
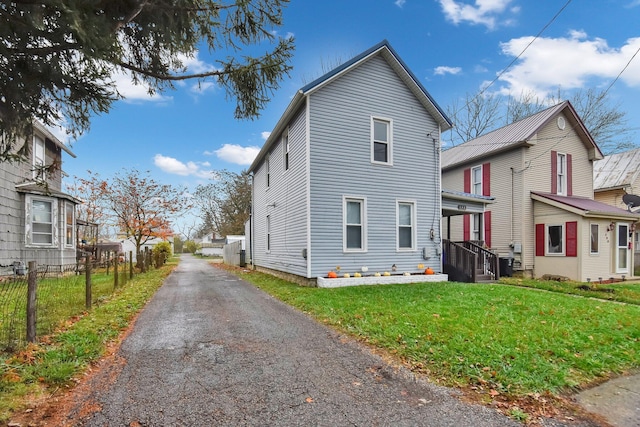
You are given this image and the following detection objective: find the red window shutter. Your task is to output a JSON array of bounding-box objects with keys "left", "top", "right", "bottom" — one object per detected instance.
[
  {"left": 535, "top": 224, "right": 545, "bottom": 256},
  {"left": 482, "top": 163, "right": 491, "bottom": 196},
  {"left": 567, "top": 154, "right": 573, "bottom": 196},
  {"left": 463, "top": 168, "right": 471, "bottom": 193},
  {"left": 566, "top": 221, "right": 577, "bottom": 257},
  {"left": 483, "top": 211, "right": 491, "bottom": 248},
  {"left": 463, "top": 214, "right": 470, "bottom": 240},
  {"left": 551, "top": 151, "right": 557, "bottom": 194}
]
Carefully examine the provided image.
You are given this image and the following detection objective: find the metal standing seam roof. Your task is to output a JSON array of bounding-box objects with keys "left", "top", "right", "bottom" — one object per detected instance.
[
  {"left": 593, "top": 147, "right": 640, "bottom": 191},
  {"left": 248, "top": 40, "right": 452, "bottom": 173},
  {"left": 531, "top": 191, "right": 639, "bottom": 219},
  {"left": 441, "top": 101, "right": 602, "bottom": 170}
]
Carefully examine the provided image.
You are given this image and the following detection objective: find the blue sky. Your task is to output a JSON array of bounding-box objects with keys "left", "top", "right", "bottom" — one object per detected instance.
[{"left": 61, "top": 0, "right": 640, "bottom": 231}]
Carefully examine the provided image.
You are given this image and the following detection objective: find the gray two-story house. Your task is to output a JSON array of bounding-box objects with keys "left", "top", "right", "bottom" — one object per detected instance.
[
  {"left": 248, "top": 40, "right": 452, "bottom": 283},
  {"left": 1, "top": 121, "right": 79, "bottom": 275}
]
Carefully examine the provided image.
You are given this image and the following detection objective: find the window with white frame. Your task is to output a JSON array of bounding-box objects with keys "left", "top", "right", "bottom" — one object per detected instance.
[
  {"left": 590, "top": 223, "right": 599, "bottom": 254},
  {"left": 283, "top": 129, "right": 290, "bottom": 171},
  {"left": 29, "top": 196, "right": 55, "bottom": 245},
  {"left": 547, "top": 224, "right": 563, "bottom": 254},
  {"left": 471, "top": 165, "right": 482, "bottom": 195},
  {"left": 397, "top": 201, "right": 416, "bottom": 250},
  {"left": 266, "top": 153, "right": 270, "bottom": 188},
  {"left": 371, "top": 118, "right": 392, "bottom": 164},
  {"left": 33, "top": 135, "right": 45, "bottom": 180},
  {"left": 266, "top": 215, "right": 271, "bottom": 252},
  {"left": 472, "top": 213, "right": 481, "bottom": 241},
  {"left": 65, "top": 202, "right": 75, "bottom": 247},
  {"left": 344, "top": 197, "right": 365, "bottom": 251},
  {"left": 556, "top": 153, "right": 567, "bottom": 195}
]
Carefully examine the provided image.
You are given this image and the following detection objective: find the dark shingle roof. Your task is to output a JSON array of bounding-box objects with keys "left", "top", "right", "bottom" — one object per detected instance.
[{"left": 531, "top": 191, "right": 639, "bottom": 219}]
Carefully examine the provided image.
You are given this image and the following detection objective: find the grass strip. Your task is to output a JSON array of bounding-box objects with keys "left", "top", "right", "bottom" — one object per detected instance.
[{"left": 0, "top": 258, "right": 177, "bottom": 422}]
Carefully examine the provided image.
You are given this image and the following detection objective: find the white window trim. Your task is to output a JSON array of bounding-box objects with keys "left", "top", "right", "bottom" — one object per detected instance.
[
  {"left": 266, "top": 215, "right": 271, "bottom": 253},
  {"left": 283, "top": 127, "right": 290, "bottom": 172},
  {"left": 65, "top": 202, "right": 75, "bottom": 248},
  {"left": 546, "top": 224, "right": 564, "bottom": 256},
  {"left": 589, "top": 223, "right": 599, "bottom": 255},
  {"left": 556, "top": 152, "right": 567, "bottom": 196},
  {"left": 265, "top": 153, "right": 271, "bottom": 189},
  {"left": 33, "top": 135, "right": 46, "bottom": 180},
  {"left": 343, "top": 196, "right": 367, "bottom": 253},
  {"left": 25, "top": 194, "right": 58, "bottom": 248},
  {"left": 471, "top": 164, "right": 482, "bottom": 196},
  {"left": 370, "top": 116, "right": 393, "bottom": 166},
  {"left": 396, "top": 199, "right": 417, "bottom": 251}
]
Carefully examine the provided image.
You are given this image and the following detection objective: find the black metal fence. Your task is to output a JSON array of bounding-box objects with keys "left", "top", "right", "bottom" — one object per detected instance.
[{"left": 0, "top": 249, "right": 165, "bottom": 353}]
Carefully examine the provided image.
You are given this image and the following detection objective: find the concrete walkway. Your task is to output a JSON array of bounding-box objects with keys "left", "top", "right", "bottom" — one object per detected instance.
[{"left": 576, "top": 374, "right": 640, "bottom": 427}]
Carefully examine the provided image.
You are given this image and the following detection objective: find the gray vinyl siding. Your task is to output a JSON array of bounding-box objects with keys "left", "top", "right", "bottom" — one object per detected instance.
[
  {"left": 1, "top": 133, "right": 74, "bottom": 275},
  {"left": 307, "top": 55, "right": 442, "bottom": 278},
  {"left": 251, "top": 106, "right": 309, "bottom": 276}
]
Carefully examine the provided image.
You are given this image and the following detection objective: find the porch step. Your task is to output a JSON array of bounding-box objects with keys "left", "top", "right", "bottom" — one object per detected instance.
[{"left": 476, "top": 273, "right": 496, "bottom": 283}]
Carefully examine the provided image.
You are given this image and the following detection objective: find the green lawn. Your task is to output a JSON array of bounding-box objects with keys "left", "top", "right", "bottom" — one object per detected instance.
[{"left": 239, "top": 270, "right": 640, "bottom": 397}]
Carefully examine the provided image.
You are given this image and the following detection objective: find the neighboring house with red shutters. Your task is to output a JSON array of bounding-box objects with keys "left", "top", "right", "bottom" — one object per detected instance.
[
  {"left": 593, "top": 147, "right": 640, "bottom": 268},
  {"left": 441, "top": 101, "right": 638, "bottom": 282}
]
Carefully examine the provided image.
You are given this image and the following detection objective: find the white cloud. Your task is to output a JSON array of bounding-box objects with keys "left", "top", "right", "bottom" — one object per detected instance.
[
  {"left": 153, "top": 154, "right": 215, "bottom": 179},
  {"left": 434, "top": 66, "right": 462, "bottom": 76},
  {"left": 395, "top": 0, "right": 406, "bottom": 7},
  {"left": 496, "top": 32, "right": 640, "bottom": 97},
  {"left": 213, "top": 144, "right": 261, "bottom": 165},
  {"left": 261, "top": 131, "right": 271, "bottom": 140},
  {"left": 111, "top": 50, "right": 218, "bottom": 102},
  {"left": 112, "top": 70, "right": 172, "bottom": 103},
  {"left": 438, "top": 0, "right": 515, "bottom": 30}
]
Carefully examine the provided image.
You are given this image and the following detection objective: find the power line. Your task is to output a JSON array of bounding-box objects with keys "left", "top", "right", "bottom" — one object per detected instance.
[{"left": 452, "top": 0, "right": 573, "bottom": 117}]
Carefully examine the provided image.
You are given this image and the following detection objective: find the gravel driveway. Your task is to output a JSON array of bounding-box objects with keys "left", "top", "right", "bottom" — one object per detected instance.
[{"left": 67, "top": 254, "right": 522, "bottom": 426}]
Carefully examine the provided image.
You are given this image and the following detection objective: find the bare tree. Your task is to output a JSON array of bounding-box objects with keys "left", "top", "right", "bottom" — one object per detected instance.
[
  {"left": 445, "top": 93, "right": 502, "bottom": 147},
  {"left": 194, "top": 170, "right": 251, "bottom": 237},
  {"left": 445, "top": 88, "right": 635, "bottom": 154}
]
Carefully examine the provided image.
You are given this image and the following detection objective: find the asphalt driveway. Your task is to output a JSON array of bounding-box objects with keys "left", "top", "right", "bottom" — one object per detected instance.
[{"left": 66, "top": 255, "right": 528, "bottom": 426}]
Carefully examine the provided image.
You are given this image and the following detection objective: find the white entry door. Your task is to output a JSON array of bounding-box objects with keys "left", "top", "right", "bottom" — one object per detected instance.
[{"left": 616, "top": 223, "right": 629, "bottom": 273}]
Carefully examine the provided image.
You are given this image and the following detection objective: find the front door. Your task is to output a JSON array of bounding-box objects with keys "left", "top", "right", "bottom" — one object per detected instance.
[{"left": 616, "top": 223, "right": 629, "bottom": 273}]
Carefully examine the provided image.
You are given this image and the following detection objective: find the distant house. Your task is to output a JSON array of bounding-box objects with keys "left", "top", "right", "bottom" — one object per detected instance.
[
  {"left": 442, "top": 101, "right": 638, "bottom": 282},
  {"left": 0, "top": 122, "right": 80, "bottom": 275},
  {"left": 593, "top": 147, "right": 640, "bottom": 267},
  {"left": 248, "top": 40, "right": 453, "bottom": 282}
]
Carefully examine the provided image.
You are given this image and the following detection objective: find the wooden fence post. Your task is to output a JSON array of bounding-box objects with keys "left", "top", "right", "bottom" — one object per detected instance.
[
  {"left": 114, "top": 256, "right": 119, "bottom": 289},
  {"left": 85, "top": 255, "right": 92, "bottom": 309},
  {"left": 26, "top": 261, "right": 37, "bottom": 343},
  {"left": 129, "top": 251, "right": 134, "bottom": 279}
]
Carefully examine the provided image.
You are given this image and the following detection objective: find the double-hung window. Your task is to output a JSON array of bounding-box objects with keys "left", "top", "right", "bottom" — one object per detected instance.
[
  {"left": 33, "top": 135, "right": 45, "bottom": 180},
  {"left": 397, "top": 201, "right": 416, "bottom": 250},
  {"left": 344, "top": 197, "right": 366, "bottom": 251},
  {"left": 471, "top": 165, "right": 482, "bottom": 195},
  {"left": 266, "top": 215, "right": 271, "bottom": 252},
  {"left": 65, "top": 202, "right": 75, "bottom": 247},
  {"left": 556, "top": 153, "right": 567, "bottom": 195},
  {"left": 283, "top": 130, "right": 290, "bottom": 171},
  {"left": 371, "top": 118, "right": 392, "bottom": 164},
  {"left": 265, "top": 154, "right": 270, "bottom": 188},
  {"left": 29, "top": 197, "right": 54, "bottom": 245}
]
